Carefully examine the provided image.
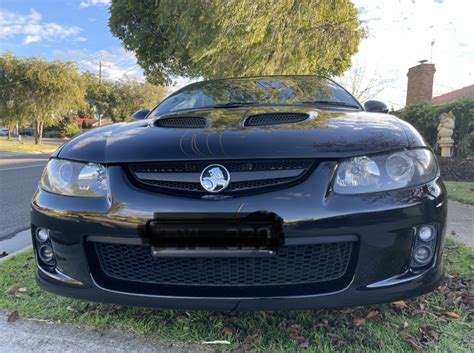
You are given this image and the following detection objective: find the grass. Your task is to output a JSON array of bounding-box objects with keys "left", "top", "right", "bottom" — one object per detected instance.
[
  {"left": 0, "top": 240, "right": 472, "bottom": 352},
  {"left": 445, "top": 181, "right": 474, "bottom": 205},
  {"left": 0, "top": 139, "right": 58, "bottom": 154}
]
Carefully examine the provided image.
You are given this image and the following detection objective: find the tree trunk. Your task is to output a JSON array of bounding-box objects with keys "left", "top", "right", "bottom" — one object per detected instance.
[
  {"left": 7, "top": 128, "right": 12, "bottom": 141},
  {"left": 35, "top": 119, "right": 44, "bottom": 144}
]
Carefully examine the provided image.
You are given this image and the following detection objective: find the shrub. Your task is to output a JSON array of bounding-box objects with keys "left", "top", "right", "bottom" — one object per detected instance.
[
  {"left": 459, "top": 132, "right": 474, "bottom": 158},
  {"left": 43, "top": 130, "right": 59, "bottom": 138},
  {"left": 396, "top": 98, "right": 474, "bottom": 157},
  {"left": 64, "top": 123, "right": 80, "bottom": 138}
]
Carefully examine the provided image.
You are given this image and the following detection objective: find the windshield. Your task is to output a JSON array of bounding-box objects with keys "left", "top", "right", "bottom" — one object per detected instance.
[{"left": 151, "top": 76, "right": 361, "bottom": 115}]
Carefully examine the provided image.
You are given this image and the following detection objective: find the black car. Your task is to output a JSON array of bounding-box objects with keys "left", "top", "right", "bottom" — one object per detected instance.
[{"left": 32, "top": 75, "right": 446, "bottom": 311}]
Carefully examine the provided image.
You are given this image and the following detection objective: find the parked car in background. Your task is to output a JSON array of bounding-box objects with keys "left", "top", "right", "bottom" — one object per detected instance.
[
  {"left": 32, "top": 75, "right": 446, "bottom": 311},
  {"left": 0, "top": 128, "right": 9, "bottom": 136}
]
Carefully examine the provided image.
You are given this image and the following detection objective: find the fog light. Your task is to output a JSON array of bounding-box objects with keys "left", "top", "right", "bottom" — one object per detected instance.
[
  {"left": 418, "top": 225, "right": 435, "bottom": 242},
  {"left": 36, "top": 228, "right": 50, "bottom": 242},
  {"left": 39, "top": 245, "right": 55, "bottom": 264},
  {"left": 414, "top": 245, "right": 431, "bottom": 264}
]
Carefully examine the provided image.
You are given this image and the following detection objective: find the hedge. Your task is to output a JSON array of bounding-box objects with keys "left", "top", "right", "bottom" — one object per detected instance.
[{"left": 395, "top": 98, "right": 474, "bottom": 158}]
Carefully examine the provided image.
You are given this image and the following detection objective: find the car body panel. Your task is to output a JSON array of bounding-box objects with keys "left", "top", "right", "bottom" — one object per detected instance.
[{"left": 57, "top": 107, "right": 423, "bottom": 164}]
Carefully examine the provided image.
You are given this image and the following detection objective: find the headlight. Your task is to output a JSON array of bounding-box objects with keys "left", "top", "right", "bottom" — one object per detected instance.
[
  {"left": 40, "top": 159, "right": 108, "bottom": 197},
  {"left": 334, "top": 148, "right": 437, "bottom": 194}
]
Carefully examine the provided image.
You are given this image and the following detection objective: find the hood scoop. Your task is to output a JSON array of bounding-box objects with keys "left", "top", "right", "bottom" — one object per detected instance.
[
  {"left": 244, "top": 113, "right": 309, "bottom": 127},
  {"left": 155, "top": 116, "right": 208, "bottom": 128}
]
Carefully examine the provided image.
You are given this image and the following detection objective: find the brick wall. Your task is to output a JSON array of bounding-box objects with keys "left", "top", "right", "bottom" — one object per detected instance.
[{"left": 406, "top": 63, "right": 436, "bottom": 106}]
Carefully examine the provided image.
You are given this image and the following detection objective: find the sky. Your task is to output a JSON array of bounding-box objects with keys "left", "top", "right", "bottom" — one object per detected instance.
[{"left": 0, "top": 0, "right": 473, "bottom": 109}]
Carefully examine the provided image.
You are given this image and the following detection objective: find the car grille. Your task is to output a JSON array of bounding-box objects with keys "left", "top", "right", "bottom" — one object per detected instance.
[
  {"left": 91, "top": 241, "right": 353, "bottom": 287},
  {"left": 244, "top": 113, "right": 309, "bottom": 126},
  {"left": 155, "top": 116, "right": 208, "bottom": 128},
  {"left": 127, "top": 159, "right": 315, "bottom": 196}
]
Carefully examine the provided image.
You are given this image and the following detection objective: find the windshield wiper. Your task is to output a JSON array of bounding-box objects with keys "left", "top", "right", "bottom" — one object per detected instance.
[
  {"left": 299, "top": 100, "right": 360, "bottom": 109},
  {"left": 210, "top": 101, "right": 260, "bottom": 108}
]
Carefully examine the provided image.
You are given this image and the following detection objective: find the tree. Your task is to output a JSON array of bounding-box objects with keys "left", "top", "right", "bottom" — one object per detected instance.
[
  {"left": 397, "top": 98, "right": 474, "bottom": 157},
  {"left": 109, "top": 79, "right": 167, "bottom": 122},
  {"left": 109, "top": 0, "right": 363, "bottom": 84},
  {"left": 334, "top": 62, "right": 396, "bottom": 103},
  {"left": 0, "top": 53, "right": 32, "bottom": 140},
  {"left": 83, "top": 72, "right": 114, "bottom": 126},
  {"left": 22, "top": 58, "right": 85, "bottom": 144}
]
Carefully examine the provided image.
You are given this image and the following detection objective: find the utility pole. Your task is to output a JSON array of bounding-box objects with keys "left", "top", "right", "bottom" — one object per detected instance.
[
  {"left": 90, "top": 60, "right": 111, "bottom": 126},
  {"left": 430, "top": 39, "right": 435, "bottom": 63},
  {"left": 91, "top": 60, "right": 111, "bottom": 82}
]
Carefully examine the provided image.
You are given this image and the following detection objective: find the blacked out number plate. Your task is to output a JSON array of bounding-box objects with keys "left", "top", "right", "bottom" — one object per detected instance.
[{"left": 146, "top": 212, "right": 283, "bottom": 253}]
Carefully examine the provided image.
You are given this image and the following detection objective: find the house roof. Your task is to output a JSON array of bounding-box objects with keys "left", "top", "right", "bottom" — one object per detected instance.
[{"left": 431, "top": 84, "right": 474, "bottom": 105}]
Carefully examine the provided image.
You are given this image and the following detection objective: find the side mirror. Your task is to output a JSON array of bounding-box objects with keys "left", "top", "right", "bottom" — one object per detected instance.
[
  {"left": 131, "top": 109, "right": 150, "bottom": 120},
  {"left": 364, "top": 100, "right": 389, "bottom": 114}
]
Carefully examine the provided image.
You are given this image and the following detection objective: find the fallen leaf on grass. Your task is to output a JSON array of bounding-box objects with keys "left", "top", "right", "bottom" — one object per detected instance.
[
  {"left": 289, "top": 331, "right": 306, "bottom": 342},
  {"left": 287, "top": 322, "right": 307, "bottom": 343},
  {"left": 392, "top": 300, "right": 408, "bottom": 308},
  {"left": 366, "top": 310, "right": 380, "bottom": 320},
  {"left": 353, "top": 317, "right": 366, "bottom": 326},
  {"left": 444, "top": 311, "right": 460, "bottom": 319},
  {"left": 401, "top": 333, "right": 421, "bottom": 351},
  {"left": 243, "top": 335, "right": 257, "bottom": 345},
  {"left": 288, "top": 323, "right": 301, "bottom": 330},
  {"left": 223, "top": 327, "right": 235, "bottom": 336},
  {"left": 6, "top": 287, "right": 20, "bottom": 295},
  {"left": 7, "top": 311, "right": 19, "bottom": 323}
]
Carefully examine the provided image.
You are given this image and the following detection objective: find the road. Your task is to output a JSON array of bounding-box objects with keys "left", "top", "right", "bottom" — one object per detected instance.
[
  {"left": 0, "top": 135, "right": 66, "bottom": 145},
  {"left": 0, "top": 151, "right": 49, "bottom": 253}
]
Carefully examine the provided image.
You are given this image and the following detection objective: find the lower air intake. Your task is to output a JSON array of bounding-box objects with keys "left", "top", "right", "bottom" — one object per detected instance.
[{"left": 92, "top": 241, "right": 354, "bottom": 286}]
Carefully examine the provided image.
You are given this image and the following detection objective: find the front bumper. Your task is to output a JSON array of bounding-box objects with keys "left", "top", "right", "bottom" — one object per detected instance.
[{"left": 31, "top": 163, "right": 447, "bottom": 311}]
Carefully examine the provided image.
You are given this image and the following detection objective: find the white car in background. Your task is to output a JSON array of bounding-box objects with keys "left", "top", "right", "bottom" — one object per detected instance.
[{"left": 0, "top": 128, "right": 9, "bottom": 136}]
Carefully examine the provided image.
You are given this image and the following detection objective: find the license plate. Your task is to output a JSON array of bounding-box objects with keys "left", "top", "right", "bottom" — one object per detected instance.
[{"left": 145, "top": 212, "right": 283, "bottom": 253}]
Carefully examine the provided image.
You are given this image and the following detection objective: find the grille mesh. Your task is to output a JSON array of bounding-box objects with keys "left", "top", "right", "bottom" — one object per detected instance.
[
  {"left": 155, "top": 117, "right": 207, "bottom": 128},
  {"left": 93, "top": 242, "right": 353, "bottom": 286},
  {"left": 130, "top": 160, "right": 312, "bottom": 173},
  {"left": 128, "top": 159, "right": 314, "bottom": 195},
  {"left": 244, "top": 113, "right": 309, "bottom": 126}
]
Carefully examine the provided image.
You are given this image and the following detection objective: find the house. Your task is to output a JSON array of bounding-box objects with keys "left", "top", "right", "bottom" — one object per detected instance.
[
  {"left": 406, "top": 62, "right": 474, "bottom": 107},
  {"left": 431, "top": 84, "right": 474, "bottom": 106}
]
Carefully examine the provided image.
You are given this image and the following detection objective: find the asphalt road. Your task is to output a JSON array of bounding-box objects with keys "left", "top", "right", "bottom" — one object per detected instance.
[
  {"left": 0, "top": 135, "right": 65, "bottom": 145},
  {"left": 0, "top": 151, "right": 49, "bottom": 242}
]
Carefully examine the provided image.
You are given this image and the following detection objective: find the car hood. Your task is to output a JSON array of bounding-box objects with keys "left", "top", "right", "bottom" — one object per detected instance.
[{"left": 57, "top": 106, "right": 425, "bottom": 163}]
